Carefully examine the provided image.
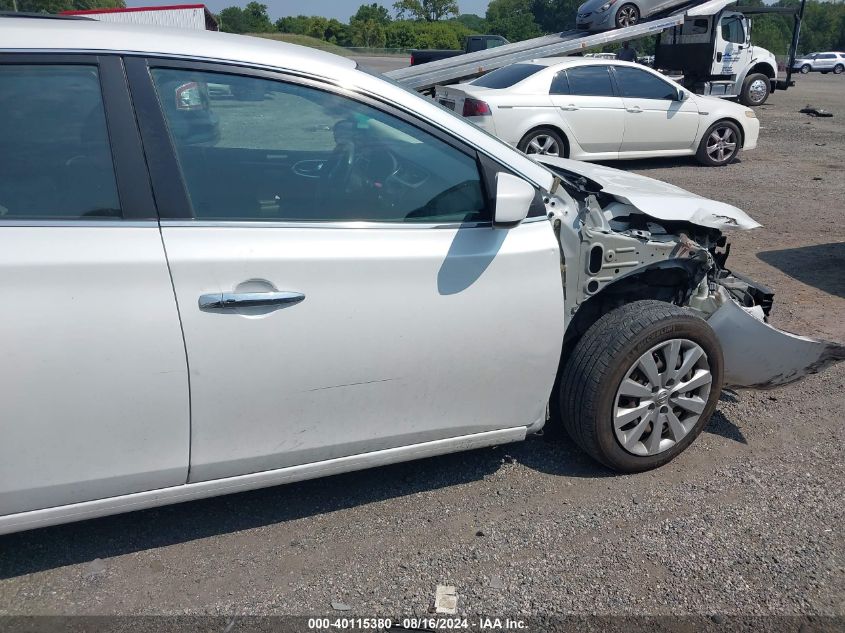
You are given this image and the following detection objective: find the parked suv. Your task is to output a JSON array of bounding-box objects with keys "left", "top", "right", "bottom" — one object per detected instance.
[
  {"left": 1, "top": 14, "right": 842, "bottom": 535},
  {"left": 792, "top": 51, "right": 845, "bottom": 74}
]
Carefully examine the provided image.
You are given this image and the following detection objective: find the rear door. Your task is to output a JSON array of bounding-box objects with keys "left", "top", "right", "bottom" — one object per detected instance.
[
  {"left": 0, "top": 55, "right": 189, "bottom": 516},
  {"left": 613, "top": 65, "right": 700, "bottom": 153},
  {"left": 129, "top": 59, "right": 564, "bottom": 483},
  {"left": 549, "top": 65, "right": 624, "bottom": 157}
]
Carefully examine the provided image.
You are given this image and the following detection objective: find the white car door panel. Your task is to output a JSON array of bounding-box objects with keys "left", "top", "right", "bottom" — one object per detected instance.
[
  {"left": 613, "top": 66, "right": 700, "bottom": 153},
  {"left": 145, "top": 66, "right": 565, "bottom": 483},
  {"left": 549, "top": 66, "right": 624, "bottom": 155},
  {"left": 0, "top": 229, "right": 190, "bottom": 515},
  {"left": 0, "top": 61, "right": 189, "bottom": 517},
  {"left": 161, "top": 222, "right": 563, "bottom": 482}
]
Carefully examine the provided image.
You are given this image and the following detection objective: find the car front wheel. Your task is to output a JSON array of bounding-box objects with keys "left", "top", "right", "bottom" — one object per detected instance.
[
  {"left": 800, "top": 64, "right": 811, "bottom": 74},
  {"left": 615, "top": 3, "right": 640, "bottom": 27},
  {"left": 740, "top": 73, "right": 770, "bottom": 106},
  {"left": 696, "top": 120, "right": 741, "bottom": 166},
  {"left": 559, "top": 301, "right": 724, "bottom": 473}
]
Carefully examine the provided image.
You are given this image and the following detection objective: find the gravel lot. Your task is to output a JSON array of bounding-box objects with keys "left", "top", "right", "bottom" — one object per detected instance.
[{"left": 0, "top": 72, "right": 843, "bottom": 627}]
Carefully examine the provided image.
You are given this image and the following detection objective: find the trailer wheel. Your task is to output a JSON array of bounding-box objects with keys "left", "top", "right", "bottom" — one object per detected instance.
[
  {"left": 696, "top": 120, "right": 741, "bottom": 166},
  {"left": 800, "top": 64, "right": 811, "bottom": 74},
  {"left": 740, "top": 73, "right": 769, "bottom": 106},
  {"left": 558, "top": 301, "right": 723, "bottom": 473},
  {"left": 615, "top": 3, "right": 640, "bottom": 28},
  {"left": 834, "top": 64, "right": 844, "bottom": 74}
]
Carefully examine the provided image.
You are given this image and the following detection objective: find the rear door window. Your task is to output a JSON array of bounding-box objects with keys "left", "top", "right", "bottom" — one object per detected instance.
[
  {"left": 566, "top": 66, "right": 616, "bottom": 97},
  {"left": 613, "top": 66, "right": 678, "bottom": 100},
  {"left": 0, "top": 64, "right": 121, "bottom": 220}
]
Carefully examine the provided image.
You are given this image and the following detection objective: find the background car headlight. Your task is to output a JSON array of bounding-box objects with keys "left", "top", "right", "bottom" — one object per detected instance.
[{"left": 599, "top": 0, "right": 617, "bottom": 11}]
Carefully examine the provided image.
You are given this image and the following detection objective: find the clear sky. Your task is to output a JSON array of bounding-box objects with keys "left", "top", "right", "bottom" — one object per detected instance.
[{"left": 131, "top": 0, "right": 492, "bottom": 22}]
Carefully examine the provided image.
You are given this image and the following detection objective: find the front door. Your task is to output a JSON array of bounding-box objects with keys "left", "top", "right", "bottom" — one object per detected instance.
[
  {"left": 0, "top": 57, "right": 189, "bottom": 516},
  {"left": 135, "top": 62, "right": 565, "bottom": 483},
  {"left": 712, "top": 13, "right": 752, "bottom": 77},
  {"left": 613, "top": 66, "right": 701, "bottom": 153}
]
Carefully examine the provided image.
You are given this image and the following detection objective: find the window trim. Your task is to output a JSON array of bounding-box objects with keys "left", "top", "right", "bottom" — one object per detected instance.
[
  {"left": 125, "top": 55, "right": 496, "bottom": 226},
  {"left": 0, "top": 53, "right": 157, "bottom": 221}
]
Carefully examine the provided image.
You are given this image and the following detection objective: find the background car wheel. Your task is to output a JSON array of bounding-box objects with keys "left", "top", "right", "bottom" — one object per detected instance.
[
  {"left": 517, "top": 128, "right": 567, "bottom": 157},
  {"left": 615, "top": 3, "right": 640, "bottom": 27},
  {"left": 800, "top": 64, "right": 811, "bottom": 74},
  {"left": 559, "top": 300, "right": 723, "bottom": 473},
  {"left": 696, "top": 120, "right": 741, "bottom": 166},
  {"left": 834, "top": 64, "right": 844, "bottom": 74},
  {"left": 740, "top": 73, "right": 770, "bottom": 106}
]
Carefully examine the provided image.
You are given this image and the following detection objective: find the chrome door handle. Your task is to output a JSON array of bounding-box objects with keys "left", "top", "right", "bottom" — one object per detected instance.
[
  {"left": 199, "top": 291, "right": 305, "bottom": 311},
  {"left": 560, "top": 104, "right": 579, "bottom": 111},
  {"left": 626, "top": 106, "right": 643, "bottom": 113}
]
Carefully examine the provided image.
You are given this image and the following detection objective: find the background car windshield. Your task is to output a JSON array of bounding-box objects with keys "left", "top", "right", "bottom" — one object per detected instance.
[{"left": 472, "top": 64, "right": 545, "bottom": 88}]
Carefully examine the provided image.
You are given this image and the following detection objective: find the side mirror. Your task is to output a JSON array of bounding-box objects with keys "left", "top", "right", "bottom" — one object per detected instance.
[
  {"left": 676, "top": 88, "right": 688, "bottom": 101},
  {"left": 493, "top": 173, "right": 536, "bottom": 226}
]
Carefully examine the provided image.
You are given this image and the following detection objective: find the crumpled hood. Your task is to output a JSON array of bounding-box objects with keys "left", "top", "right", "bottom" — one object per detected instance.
[{"left": 536, "top": 156, "right": 762, "bottom": 231}]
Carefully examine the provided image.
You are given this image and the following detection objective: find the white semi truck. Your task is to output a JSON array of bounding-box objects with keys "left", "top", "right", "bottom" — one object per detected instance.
[{"left": 387, "top": 0, "right": 806, "bottom": 107}]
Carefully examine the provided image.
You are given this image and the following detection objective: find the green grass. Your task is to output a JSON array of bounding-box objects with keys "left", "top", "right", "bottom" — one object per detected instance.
[{"left": 248, "top": 33, "right": 350, "bottom": 56}]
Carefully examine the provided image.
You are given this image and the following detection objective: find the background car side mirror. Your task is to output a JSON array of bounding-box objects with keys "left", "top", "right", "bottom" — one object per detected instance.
[{"left": 493, "top": 173, "right": 536, "bottom": 226}]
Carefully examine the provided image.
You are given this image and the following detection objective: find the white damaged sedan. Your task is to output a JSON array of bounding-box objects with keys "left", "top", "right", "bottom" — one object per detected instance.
[
  {"left": 436, "top": 57, "right": 760, "bottom": 166},
  {"left": 0, "top": 15, "right": 840, "bottom": 535}
]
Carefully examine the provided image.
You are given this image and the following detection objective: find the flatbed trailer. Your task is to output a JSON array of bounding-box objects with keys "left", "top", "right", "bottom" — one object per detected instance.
[{"left": 386, "top": 0, "right": 805, "bottom": 107}]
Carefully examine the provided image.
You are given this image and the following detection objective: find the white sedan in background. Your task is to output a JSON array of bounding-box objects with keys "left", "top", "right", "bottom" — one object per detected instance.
[{"left": 436, "top": 58, "right": 760, "bottom": 166}]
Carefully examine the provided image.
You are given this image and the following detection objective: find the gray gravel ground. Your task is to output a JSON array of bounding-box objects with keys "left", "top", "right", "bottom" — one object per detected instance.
[{"left": 0, "top": 72, "right": 843, "bottom": 626}]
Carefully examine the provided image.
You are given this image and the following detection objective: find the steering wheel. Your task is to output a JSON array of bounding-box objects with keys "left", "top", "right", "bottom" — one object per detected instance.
[{"left": 323, "top": 140, "right": 355, "bottom": 189}]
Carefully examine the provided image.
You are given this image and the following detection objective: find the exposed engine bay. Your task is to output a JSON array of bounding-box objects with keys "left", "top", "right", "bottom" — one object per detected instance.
[{"left": 535, "top": 156, "right": 845, "bottom": 390}]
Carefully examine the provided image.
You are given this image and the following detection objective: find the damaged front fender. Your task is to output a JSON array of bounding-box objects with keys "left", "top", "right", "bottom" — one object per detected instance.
[{"left": 706, "top": 287, "right": 845, "bottom": 389}]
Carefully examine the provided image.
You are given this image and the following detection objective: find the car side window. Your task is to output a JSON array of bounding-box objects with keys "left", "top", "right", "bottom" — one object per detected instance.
[
  {"left": 550, "top": 71, "right": 570, "bottom": 95},
  {"left": 613, "top": 66, "right": 678, "bottom": 100},
  {"left": 151, "top": 68, "right": 487, "bottom": 224},
  {"left": 0, "top": 65, "right": 121, "bottom": 220},
  {"left": 566, "top": 66, "right": 616, "bottom": 97},
  {"left": 721, "top": 17, "right": 745, "bottom": 44}
]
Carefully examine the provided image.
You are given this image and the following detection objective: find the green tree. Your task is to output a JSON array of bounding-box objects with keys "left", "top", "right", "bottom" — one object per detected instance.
[
  {"left": 486, "top": 0, "right": 541, "bottom": 41},
  {"left": 531, "top": 0, "right": 581, "bottom": 32},
  {"left": 242, "top": 1, "right": 272, "bottom": 31},
  {"left": 0, "top": 0, "right": 124, "bottom": 11},
  {"left": 352, "top": 3, "right": 391, "bottom": 25},
  {"left": 393, "top": 0, "right": 459, "bottom": 22},
  {"left": 454, "top": 13, "right": 486, "bottom": 32},
  {"left": 219, "top": 5, "right": 247, "bottom": 32},
  {"left": 350, "top": 18, "right": 387, "bottom": 47}
]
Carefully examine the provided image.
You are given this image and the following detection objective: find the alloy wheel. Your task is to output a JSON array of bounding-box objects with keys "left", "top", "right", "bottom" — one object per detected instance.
[
  {"left": 617, "top": 5, "right": 639, "bottom": 27},
  {"left": 525, "top": 134, "right": 561, "bottom": 156},
  {"left": 706, "top": 126, "right": 737, "bottom": 163},
  {"left": 613, "top": 338, "right": 712, "bottom": 456}
]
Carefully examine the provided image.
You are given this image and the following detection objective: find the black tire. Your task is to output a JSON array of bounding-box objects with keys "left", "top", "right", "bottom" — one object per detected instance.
[
  {"left": 800, "top": 64, "right": 811, "bottom": 74},
  {"left": 559, "top": 301, "right": 723, "bottom": 473},
  {"left": 615, "top": 3, "right": 640, "bottom": 28},
  {"left": 834, "top": 64, "right": 844, "bottom": 74},
  {"left": 517, "top": 127, "right": 568, "bottom": 158},
  {"left": 739, "top": 72, "right": 770, "bottom": 106},
  {"left": 696, "top": 120, "right": 742, "bottom": 166}
]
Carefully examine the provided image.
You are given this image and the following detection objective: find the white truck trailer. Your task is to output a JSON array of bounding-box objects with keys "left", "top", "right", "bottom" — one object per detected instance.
[{"left": 61, "top": 4, "right": 218, "bottom": 31}]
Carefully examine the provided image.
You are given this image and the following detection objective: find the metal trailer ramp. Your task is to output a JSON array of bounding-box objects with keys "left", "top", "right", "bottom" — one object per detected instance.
[{"left": 386, "top": 0, "right": 737, "bottom": 91}]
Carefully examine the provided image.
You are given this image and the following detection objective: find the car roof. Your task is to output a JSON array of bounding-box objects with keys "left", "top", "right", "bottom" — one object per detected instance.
[{"left": 0, "top": 15, "right": 356, "bottom": 77}]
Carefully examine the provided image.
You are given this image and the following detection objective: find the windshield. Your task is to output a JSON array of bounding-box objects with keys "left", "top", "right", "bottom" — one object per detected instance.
[{"left": 471, "top": 64, "right": 545, "bottom": 89}]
